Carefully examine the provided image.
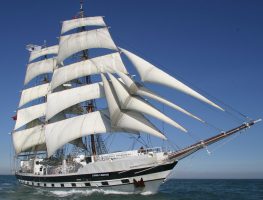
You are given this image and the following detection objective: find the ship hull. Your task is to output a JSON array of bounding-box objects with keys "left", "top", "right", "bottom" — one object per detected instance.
[{"left": 16, "top": 161, "right": 177, "bottom": 194}]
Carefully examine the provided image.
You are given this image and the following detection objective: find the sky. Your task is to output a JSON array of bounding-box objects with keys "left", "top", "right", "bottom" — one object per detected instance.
[{"left": 0, "top": 0, "right": 262, "bottom": 178}]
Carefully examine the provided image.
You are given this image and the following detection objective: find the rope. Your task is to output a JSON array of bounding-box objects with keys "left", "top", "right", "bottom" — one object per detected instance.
[
  {"left": 204, "top": 121, "right": 225, "bottom": 132},
  {"left": 209, "top": 130, "right": 244, "bottom": 154},
  {"left": 186, "top": 131, "right": 201, "bottom": 142},
  {"left": 139, "top": 136, "right": 149, "bottom": 148},
  {"left": 167, "top": 139, "right": 181, "bottom": 151},
  {"left": 104, "top": 134, "right": 116, "bottom": 151}
]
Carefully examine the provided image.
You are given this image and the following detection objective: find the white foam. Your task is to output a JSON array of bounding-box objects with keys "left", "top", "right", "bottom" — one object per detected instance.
[
  {"left": 50, "top": 189, "right": 93, "bottom": 197},
  {"left": 141, "top": 191, "right": 155, "bottom": 195},
  {"left": 102, "top": 189, "right": 133, "bottom": 195},
  {"left": 50, "top": 188, "right": 134, "bottom": 197}
]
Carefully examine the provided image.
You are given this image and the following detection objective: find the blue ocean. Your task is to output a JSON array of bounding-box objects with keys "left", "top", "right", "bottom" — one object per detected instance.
[{"left": 0, "top": 176, "right": 262, "bottom": 200}]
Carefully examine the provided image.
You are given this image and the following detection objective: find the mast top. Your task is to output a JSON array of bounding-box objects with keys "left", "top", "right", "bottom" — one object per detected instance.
[
  {"left": 79, "top": 0, "right": 85, "bottom": 18},
  {"left": 80, "top": 0, "right": 84, "bottom": 11}
]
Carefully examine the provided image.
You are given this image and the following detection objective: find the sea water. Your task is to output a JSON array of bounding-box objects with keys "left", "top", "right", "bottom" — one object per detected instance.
[{"left": 0, "top": 175, "right": 262, "bottom": 200}]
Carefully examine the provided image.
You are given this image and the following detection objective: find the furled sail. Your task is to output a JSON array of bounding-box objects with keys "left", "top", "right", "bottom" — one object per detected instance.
[
  {"left": 101, "top": 74, "right": 166, "bottom": 139},
  {"left": 24, "top": 58, "right": 56, "bottom": 85},
  {"left": 51, "top": 52, "right": 127, "bottom": 90},
  {"left": 57, "top": 28, "right": 118, "bottom": 64},
  {"left": 120, "top": 48, "right": 224, "bottom": 111},
  {"left": 61, "top": 16, "right": 106, "bottom": 34},
  {"left": 116, "top": 71, "right": 203, "bottom": 122},
  {"left": 108, "top": 73, "right": 187, "bottom": 132},
  {"left": 15, "top": 103, "right": 46, "bottom": 130},
  {"left": 12, "top": 125, "right": 45, "bottom": 154},
  {"left": 46, "top": 82, "right": 105, "bottom": 120},
  {"left": 29, "top": 45, "right": 58, "bottom": 62},
  {"left": 19, "top": 83, "right": 50, "bottom": 108}
]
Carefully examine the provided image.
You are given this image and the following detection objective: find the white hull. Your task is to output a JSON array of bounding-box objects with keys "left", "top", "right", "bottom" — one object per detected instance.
[
  {"left": 16, "top": 148, "right": 176, "bottom": 194},
  {"left": 18, "top": 170, "right": 172, "bottom": 194}
]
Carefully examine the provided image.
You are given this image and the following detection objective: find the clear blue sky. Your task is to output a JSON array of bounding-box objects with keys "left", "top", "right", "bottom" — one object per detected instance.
[{"left": 0, "top": 0, "right": 262, "bottom": 178}]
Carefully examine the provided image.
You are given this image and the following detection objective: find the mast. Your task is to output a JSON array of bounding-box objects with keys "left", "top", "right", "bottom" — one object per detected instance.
[
  {"left": 27, "top": 42, "right": 49, "bottom": 157},
  {"left": 78, "top": 0, "right": 97, "bottom": 156}
]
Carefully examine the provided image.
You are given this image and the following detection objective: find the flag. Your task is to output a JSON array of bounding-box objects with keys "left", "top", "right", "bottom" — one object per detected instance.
[{"left": 12, "top": 115, "right": 17, "bottom": 121}]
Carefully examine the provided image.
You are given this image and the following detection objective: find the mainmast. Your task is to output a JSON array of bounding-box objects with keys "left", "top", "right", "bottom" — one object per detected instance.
[{"left": 77, "top": 0, "right": 99, "bottom": 156}]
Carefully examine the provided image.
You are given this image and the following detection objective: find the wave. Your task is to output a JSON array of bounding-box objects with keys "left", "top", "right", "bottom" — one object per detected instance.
[
  {"left": 141, "top": 191, "right": 155, "bottom": 195},
  {"left": 49, "top": 188, "right": 153, "bottom": 197},
  {"left": 1, "top": 183, "right": 12, "bottom": 186}
]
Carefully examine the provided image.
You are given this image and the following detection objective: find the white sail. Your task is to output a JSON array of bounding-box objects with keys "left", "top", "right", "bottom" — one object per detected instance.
[
  {"left": 116, "top": 71, "right": 203, "bottom": 122},
  {"left": 29, "top": 45, "right": 58, "bottom": 62},
  {"left": 137, "top": 87, "right": 204, "bottom": 122},
  {"left": 101, "top": 74, "right": 166, "bottom": 139},
  {"left": 51, "top": 53, "right": 127, "bottom": 90},
  {"left": 19, "top": 83, "right": 50, "bottom": 108},
  {"left": 45, "top": 110, "right": 125, "bottom": 157},
  {"left": 57, "top": 28, "right": 118, "bottom": 64},
  {"left": 120, "top": 48, "right": 224, "bottom": 111},
  {"left": 24, "top": 58, "right": 56, "bottom": 85},
  {"left": 108, "top": 73, "right": 187, "bottom": 132},
  {"left": 61, "top": 16, "right": 106, "bottom": 34},
  {"left": 15, "top": 103, "right": 46, "bottom": 130},
  {"left": 12, "top": 125, "right": 45, "bottom": 154},
  {"left": 46, "top": 82, "right": 105, "bottom": 120}
]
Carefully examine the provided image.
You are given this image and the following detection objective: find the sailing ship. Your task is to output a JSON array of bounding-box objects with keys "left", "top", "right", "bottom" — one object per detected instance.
[{"left": 12, "top": 2, "right": 260, "bottom": 194}]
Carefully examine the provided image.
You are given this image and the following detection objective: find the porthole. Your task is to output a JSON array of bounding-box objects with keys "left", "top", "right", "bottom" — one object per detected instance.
[
  {"left": 101, "top": 181, "right": 109, "bottom": 186},
  {"left": 85, "top": 183, "right": 91, "bottom": 187},
  {"left": 121, "top": 179, "right": 130, "bottom": 184}
]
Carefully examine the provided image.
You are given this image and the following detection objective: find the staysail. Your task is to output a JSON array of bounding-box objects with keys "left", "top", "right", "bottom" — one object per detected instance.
[
  {"left": 116, "top": 71, "right": 204, "bottom": 122},
  {"left": 107, "top": 73, "right": 187, "bottom": 132},
  {"left": 101, "top": 73, "right": 166, "bottom": 140},
  {"left": 120, "top": 48, "right": 224, "bottom": 111}
]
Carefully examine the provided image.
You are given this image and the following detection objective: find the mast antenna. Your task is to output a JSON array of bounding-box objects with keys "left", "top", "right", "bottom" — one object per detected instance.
[
  {"left": 80, "top": 0, "right": 84, "bottom": 10},
  {"left": 79, "top": 0, "right": 85, "bottom": 17},
  {"left": 43, "top": 40, "right": 47, "bottom": 48}
]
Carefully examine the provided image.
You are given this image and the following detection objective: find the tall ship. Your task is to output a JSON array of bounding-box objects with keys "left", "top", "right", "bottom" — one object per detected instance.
[{"left": 12, "top": 2, "right": 260, "bottom": 194}]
